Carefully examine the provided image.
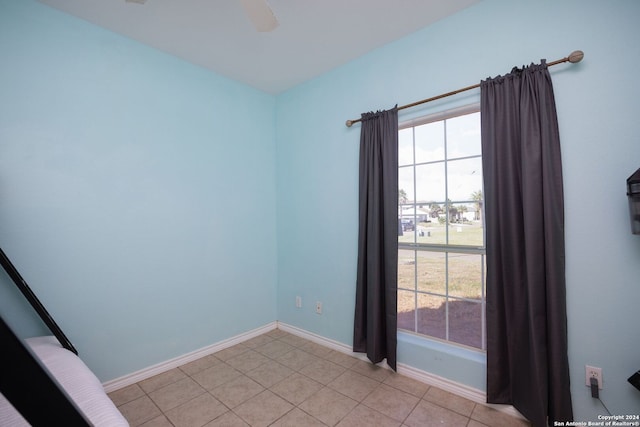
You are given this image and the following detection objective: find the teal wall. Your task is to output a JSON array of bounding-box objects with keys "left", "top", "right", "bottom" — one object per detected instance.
[
  {"left": 2, "top": 0, "right": 639, "bottom": 422},
  {"left": 276, "top": 0, "right": 640, "bottom": 421},
  {"left": 0, "top": 0, "right": 278, "bottom": 381}
]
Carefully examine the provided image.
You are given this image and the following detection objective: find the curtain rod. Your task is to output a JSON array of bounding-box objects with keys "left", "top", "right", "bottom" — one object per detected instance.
[{"left": 345, "top": 50, "right": 584, "bottom": 127}]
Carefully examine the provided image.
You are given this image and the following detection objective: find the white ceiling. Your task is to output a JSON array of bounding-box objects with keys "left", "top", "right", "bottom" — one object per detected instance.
[{"left": 38, "top": 0, "right": 480, "bottom": 94}]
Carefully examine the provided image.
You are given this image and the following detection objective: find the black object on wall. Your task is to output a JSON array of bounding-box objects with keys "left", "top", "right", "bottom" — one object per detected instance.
[
  {"left": 0, "top": 316, "right": 90, "bottom": 426},
  {"left": 627, "top": 168, "right": 640, "bottom": 235},
  {"left": 629, "top": 370, "right": 640, "bottom": 392}
]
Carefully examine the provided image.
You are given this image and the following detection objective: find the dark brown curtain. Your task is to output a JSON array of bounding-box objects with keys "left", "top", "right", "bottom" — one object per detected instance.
[
  {"left": 481, "top": 61, "right": 573, "bottom": 426},
  {"left": 353, "top": 107, "right": 398, "bottom": 370}
]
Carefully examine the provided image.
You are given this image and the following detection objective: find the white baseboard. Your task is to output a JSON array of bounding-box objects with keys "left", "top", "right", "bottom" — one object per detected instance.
[
  {"left": 277, "top": 322, "right": 526, "bottom": 421},
  {"left": 102, "top": 322, "right": 277, "bottom": 393},
  {"left": 276, "top": 322, "right": 371, "bottom": 361},
  {"left": 103, "top": 320, "right": 524, "bottom": 421},
  {"left": 276, "top": 322, "right": 476, "bottom": 393},
  {"left": 396, "top": 362, "right": 525, "bottom": 420}
]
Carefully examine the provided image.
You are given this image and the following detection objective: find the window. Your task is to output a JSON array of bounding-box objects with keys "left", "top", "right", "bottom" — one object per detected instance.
[{"left": 397, "top": 105, "right": 485, "bottom": 350}]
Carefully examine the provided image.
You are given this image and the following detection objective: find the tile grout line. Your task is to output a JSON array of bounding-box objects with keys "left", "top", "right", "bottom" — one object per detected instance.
[{"left": 111, "top": 330, "right": 527, "bottom": 426}]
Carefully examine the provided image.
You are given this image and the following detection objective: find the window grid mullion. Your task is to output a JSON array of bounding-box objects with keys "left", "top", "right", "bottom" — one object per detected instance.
[
  {"left": 412, "top": 127, "right": 418, "bottom": 334},
  {"left": 444, "top": 118, "right": 449, "bottom": 247},
  {"left": 443, "top": 118, "right": 450, "bottom": 342},
  {"left": 445, "top": 252, "right": 449, "bottom": 341}
]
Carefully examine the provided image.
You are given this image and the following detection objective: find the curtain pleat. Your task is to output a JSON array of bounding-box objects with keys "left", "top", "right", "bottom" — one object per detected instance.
[
  {"left": 353, "top": 107, "right": 398, "bottom": 370},
  {"left": 481, "top": 62, "right": 573, "bottom": 426}
]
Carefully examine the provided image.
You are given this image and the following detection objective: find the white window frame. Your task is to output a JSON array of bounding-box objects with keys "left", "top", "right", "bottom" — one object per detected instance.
[{"left": 397, "top": 103, "right": 486, "bottom": 351}]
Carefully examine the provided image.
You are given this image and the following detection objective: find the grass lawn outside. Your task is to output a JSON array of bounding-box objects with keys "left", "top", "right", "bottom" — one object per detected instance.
[{"left": 397, "top": 221, "right": 485, "bottom": 349}]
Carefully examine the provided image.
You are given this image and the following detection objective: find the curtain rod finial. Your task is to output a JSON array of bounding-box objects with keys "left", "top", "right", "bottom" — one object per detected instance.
[
  {"left": 568, "top": 50, "right": 584, "bottom": 63},
  {"left": 346, "top": 119, "right": 354, "bottom": 127}
]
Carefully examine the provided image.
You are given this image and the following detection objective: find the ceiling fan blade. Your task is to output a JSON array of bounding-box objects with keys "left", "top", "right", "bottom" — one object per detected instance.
[{"left": 238, "top": 0, "right": 279, "bottom": 32}]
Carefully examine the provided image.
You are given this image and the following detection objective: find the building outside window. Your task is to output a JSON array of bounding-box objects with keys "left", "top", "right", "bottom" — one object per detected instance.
[{"left": 397, "top": 105, "right": 485, "bottom": 350}]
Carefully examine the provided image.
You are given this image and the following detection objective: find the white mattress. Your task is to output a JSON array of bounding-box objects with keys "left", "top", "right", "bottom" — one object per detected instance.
[{"left": 0, "top": 336, "right": 129, "bottom": 426}]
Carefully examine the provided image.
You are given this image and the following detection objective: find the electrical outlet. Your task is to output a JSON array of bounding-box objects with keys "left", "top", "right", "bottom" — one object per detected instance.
[
  {"left": 295, "top": 296, "right": 302, "bottom": 308},
  {"left": 585, "top": 365, "right": 603, "bottom": 390},
  {"left": 315, "top": 301, "right": 322, "bottom": 314}
]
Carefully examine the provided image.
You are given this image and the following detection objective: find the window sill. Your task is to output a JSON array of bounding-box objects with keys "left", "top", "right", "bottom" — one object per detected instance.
[{"left": 397, "top": 330, "right": 487, "bottom": 392}]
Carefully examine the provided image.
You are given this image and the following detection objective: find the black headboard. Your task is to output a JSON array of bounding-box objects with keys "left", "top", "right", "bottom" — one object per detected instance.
[
  {"left": 0, "top": 246, "right": 77, "bottom": 354},
  {"left": 0, "top": 316, "right": 90, "bottom": 425}
]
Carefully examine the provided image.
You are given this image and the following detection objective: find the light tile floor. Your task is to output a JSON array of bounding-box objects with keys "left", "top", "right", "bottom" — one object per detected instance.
[{"left": 108, "top": 329, "right": 530, "bottom": 427}]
